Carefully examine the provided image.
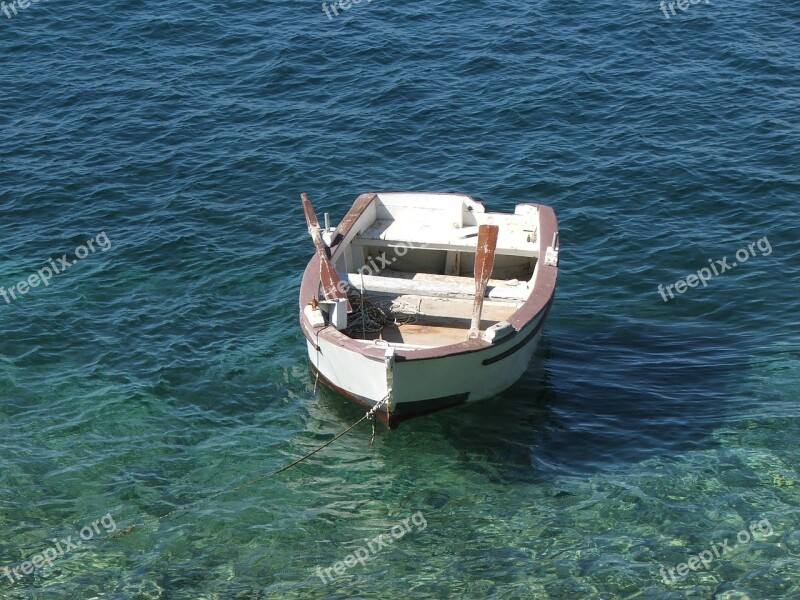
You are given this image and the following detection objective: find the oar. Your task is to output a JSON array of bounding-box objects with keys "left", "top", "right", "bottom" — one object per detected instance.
[
  {"left": 301, "top": 193, "right": 352, "bottom": 313},
  {"left": 468, "top": 224, "right": 499, "bottom": 339}
]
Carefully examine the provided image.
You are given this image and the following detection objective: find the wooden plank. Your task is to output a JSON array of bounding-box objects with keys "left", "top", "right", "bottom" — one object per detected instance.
[
  {"left": 375, "top": 193, "right": 475, "bottom": 209},
  {"left": 444, "top": 250, "right": 461, "bottom": 276},
  {"left": 333, "top": 193, "right": 377, "bottom": 244},
  {"left": 375, "top": 204, "right": 463, "bottom": 227},
  {"left": 357, "top": 322, "right": 477, "bottom": 347},
  {"left": 353, "top": 219, "right": 538, "bottom": 258},
  {"left": 354, "top": 237, "right": 536, "bottom": 258},
  {"left": 342, "top": 272, "right": 529, "bottom": 301},
  {"left": 367, "top": 268, "right": 517, "bottom": 290},
  {"left": 389, "top": 294, "right": 517, "bottom": 322},
  {"left": 301, "top": 193, "right": 352, "bottom": 312},
  {"left": 329, "top": 195, "right": 378, "bottom": 265},
  {"left": 387, "top": 295, "right": 514, "bottom": 329}
]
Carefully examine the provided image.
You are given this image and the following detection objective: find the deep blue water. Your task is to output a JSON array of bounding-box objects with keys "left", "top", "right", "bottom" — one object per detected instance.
[{"left": 1, "top": 0, "right": 799, "bottom": 598}]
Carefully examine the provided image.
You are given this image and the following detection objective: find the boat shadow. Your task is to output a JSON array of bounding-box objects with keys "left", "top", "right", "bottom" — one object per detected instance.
[
  {"left": 310, "top": 319, "right": 756, "bottom": 479},
  {"left": 321, "top": 319, "right": 754, "bottom": 480}
]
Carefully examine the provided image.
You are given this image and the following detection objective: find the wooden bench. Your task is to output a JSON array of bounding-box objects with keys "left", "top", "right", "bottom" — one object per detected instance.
[
  {"left": 342, "top": 270, "right": 530, "bottom": 301},
  {"left": 352, "top": 218, "right": 539, "bottom": 258}
]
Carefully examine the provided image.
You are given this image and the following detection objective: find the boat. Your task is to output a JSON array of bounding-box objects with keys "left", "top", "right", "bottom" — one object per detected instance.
[{"left": 298, "top": 192, "right": 559, "bottom": 428}]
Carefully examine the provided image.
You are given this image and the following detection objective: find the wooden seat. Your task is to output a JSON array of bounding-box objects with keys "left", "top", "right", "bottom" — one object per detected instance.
[
  {"left": 342, "top": 270, "right": 530, "bottom": 301},
  {"left": 352, "top": 218, "right": 538, "bottom": 258}
]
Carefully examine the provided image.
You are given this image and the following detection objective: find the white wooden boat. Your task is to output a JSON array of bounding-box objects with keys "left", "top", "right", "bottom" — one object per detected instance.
[{"left": 298, "top": 192, "right": 559, "bottom": 428}]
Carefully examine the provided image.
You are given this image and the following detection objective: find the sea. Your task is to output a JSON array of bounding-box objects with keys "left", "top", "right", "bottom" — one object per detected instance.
[{"left": 1, "top": 0, "right": 798, "bottom": 597}]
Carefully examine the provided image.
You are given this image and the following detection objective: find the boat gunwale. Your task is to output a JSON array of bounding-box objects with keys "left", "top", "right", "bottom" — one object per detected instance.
[{"left": 298, "top": 193, "right": 558, "bottom": 363}]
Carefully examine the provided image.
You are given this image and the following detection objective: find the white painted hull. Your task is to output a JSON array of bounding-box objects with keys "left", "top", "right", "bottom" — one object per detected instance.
[{"left": 306, "top": 311, "right": 547, "bottom": 426}]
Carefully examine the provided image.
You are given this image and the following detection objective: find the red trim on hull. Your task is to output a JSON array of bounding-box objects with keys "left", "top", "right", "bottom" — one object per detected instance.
[{"left": 482, "top": 300, "right": 552, "bottom": 365}]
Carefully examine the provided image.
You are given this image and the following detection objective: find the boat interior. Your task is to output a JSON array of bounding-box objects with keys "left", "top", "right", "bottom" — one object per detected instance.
[{"left": 327, "top": 193, "right": 544, "bottom": 349}]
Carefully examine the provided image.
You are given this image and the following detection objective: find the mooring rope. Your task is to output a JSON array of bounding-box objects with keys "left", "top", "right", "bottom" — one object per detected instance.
[
  {"left": 344, "top": 292, "right": 418, "bottom": 337},
  {"left": 108, "top": 394, "right": 391, "bottom": 540}
]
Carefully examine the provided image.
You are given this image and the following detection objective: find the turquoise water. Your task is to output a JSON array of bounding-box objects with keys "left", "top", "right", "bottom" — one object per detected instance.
[{"left": 1, "top": 0, "right": 799, "bottom": 597}]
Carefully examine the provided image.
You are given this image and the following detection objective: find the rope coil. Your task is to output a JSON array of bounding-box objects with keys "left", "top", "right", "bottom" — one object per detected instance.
[{"left": 344, "top": 292, "right": 418, "bottom": 337}]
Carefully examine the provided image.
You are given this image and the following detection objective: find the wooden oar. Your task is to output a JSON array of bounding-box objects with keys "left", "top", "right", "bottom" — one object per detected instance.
[
  {"left": 468, "top": 224, "right": 499, "bottom": 339},
  {"left": 301, "top": 193, "right": 352, "bottom": 313}
]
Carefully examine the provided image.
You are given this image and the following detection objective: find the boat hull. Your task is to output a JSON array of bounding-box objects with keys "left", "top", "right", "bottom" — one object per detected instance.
[{"left": 304, "top": 303, "right": 551, "bottom": 428}]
